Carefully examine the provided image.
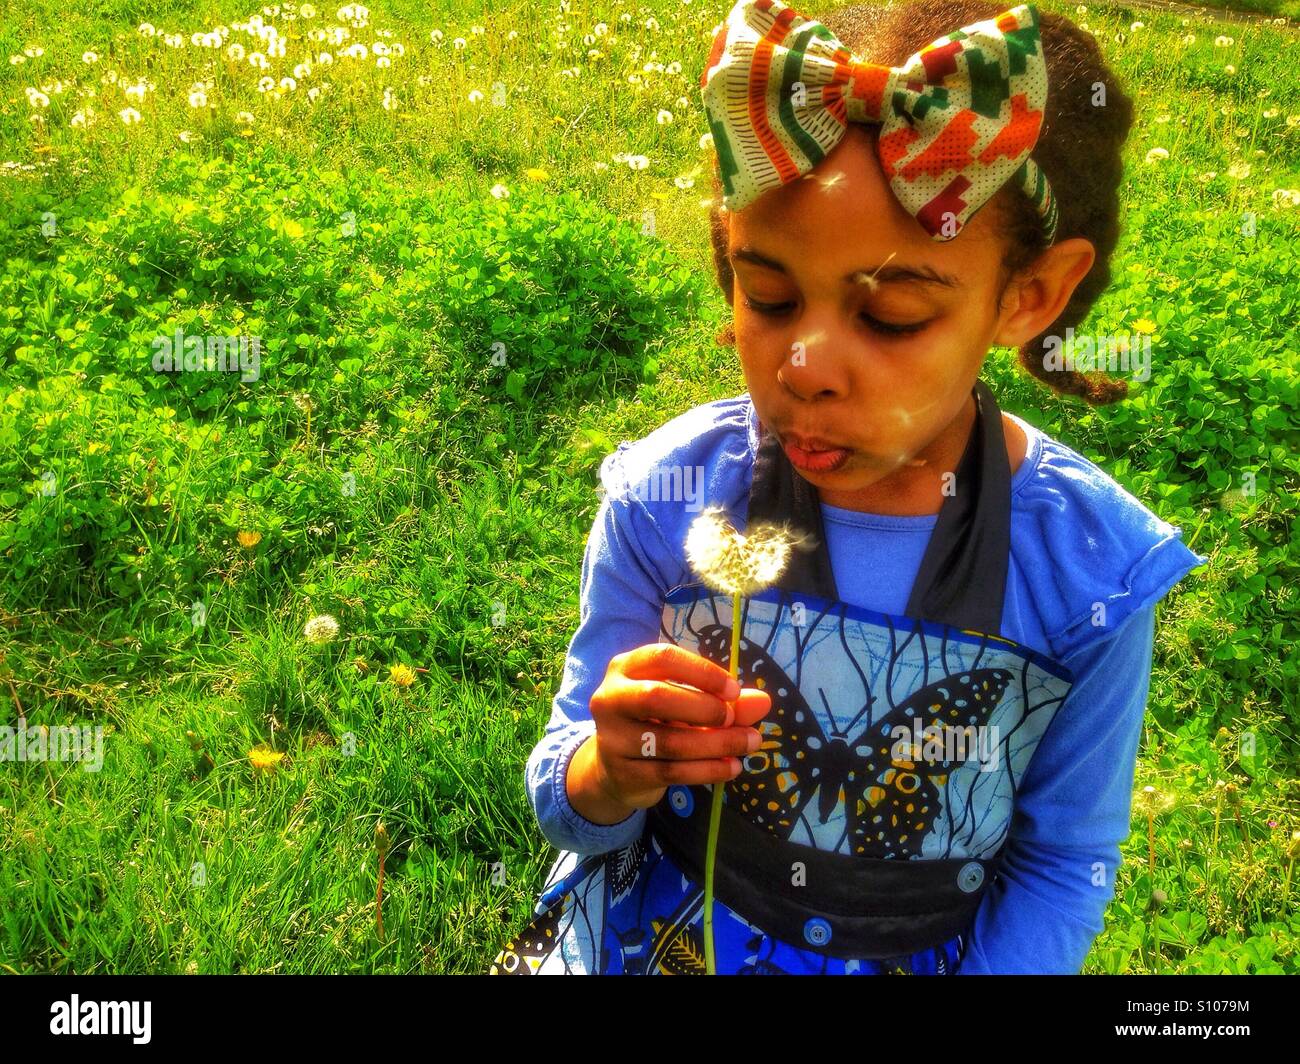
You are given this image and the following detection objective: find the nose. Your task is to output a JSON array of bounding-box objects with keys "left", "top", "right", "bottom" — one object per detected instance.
[{"left": 779, "top": 323, "right": 851, "bottom": 402}]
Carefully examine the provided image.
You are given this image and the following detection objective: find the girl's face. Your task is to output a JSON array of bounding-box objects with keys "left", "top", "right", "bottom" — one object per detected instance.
[{"left": 727, "top": 125, "right": 1024, "bottom": 502}]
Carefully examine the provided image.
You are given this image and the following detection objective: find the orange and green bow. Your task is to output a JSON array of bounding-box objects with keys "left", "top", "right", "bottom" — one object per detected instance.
[{"left": 700, "top": 0, "right": 1058, "bottom": 243}]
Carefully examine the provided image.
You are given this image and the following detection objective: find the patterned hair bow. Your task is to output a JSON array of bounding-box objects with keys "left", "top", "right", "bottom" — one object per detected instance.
[{"left": 700, "top": 0, "right": 1058, "bottom": 243}]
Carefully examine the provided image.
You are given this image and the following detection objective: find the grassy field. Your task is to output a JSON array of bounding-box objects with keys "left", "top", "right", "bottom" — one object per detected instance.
[{"left": 0, "top": 0, "right": 1297, "bottom": 974}]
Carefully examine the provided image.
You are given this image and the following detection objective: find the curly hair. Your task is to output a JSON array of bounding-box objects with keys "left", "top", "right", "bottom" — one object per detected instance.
[{"left": 708, "top": 0, "right": 1136, "bottom": 405}]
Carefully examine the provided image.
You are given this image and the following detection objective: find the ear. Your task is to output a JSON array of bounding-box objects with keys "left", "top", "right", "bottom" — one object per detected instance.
[{"left": 992, "top": 237, "right": 1095, "bottom": 348}]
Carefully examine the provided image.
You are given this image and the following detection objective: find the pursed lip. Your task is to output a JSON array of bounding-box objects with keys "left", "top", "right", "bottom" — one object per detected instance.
[{"left": 778, "top": 430, "right": 850, "bottom": 453}]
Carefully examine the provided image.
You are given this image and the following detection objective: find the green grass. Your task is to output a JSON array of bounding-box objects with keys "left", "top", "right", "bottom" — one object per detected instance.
[{"left": 0, "top": 0, "right": 1297, "bottom": 974}]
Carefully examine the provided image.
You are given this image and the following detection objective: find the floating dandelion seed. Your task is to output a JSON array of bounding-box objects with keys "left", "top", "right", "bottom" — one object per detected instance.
[
  {"left": 304, "top": 614, "right": 340, "bottom": 645},
  {"left": 683, "top": 504, "right": 805, "bottom": 975},
  {"left": 851, "top": 250, "right": 898, "bottom": 293}
]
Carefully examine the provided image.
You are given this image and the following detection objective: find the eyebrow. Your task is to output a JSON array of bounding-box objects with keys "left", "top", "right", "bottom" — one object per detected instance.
[{"left": 727, "top": 246, "right": 960, "bottom": 289}]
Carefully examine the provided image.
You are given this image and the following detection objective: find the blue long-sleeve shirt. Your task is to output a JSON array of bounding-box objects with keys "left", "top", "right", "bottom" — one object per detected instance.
[{"left": 526, "top": 392, "right": 1206, "bottom": 973}]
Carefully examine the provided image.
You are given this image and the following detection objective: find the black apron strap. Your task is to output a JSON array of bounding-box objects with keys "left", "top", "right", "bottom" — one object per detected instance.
[{"left": 745, "top": 378, "right": 1011, "bottom": 636}]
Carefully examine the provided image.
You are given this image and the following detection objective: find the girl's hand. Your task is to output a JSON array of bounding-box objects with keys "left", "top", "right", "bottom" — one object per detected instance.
[{"left": 585, "top": 642, "right": 771, "bottom": 812}]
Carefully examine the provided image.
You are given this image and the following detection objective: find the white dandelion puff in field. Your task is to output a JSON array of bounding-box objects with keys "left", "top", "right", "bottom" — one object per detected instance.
[
  {"left": 318, "top": 51, "right": 333, "bottom": 65},
  {"left": 675, "top": 174, "right": 695, "bottom": 189},
  {"left": 70, "top": 109, "right": 89, "bottom": 126},
  {"left": 304, "top": 614, "right": 340, "bottom": 645},
  {"left": 453, "top": 37, "right": 467, "bottom": 50},
  {"left": 1272, "top": 189, "right": 1300, "bottom": 208},
  {"left": 249, "top": 52, "right": 269, "bottom": 69},
  {"left": 1227, "top": 161, "right": 1252, "bottom": 180},
  {"left": 657, "top": 109, "right": 673, "bottom": 124},
  {"left": 25, "top": 88, "right": 50, "bottom": 108},
  {"left": 138, "top": 23, "right": 156, "bottom": 36},
  {"left": 258, "top": 76, "right": 275, "bottom": 92},
  {"left": 119, "top": 107, "right": 142, "bottom": 124},
  {"left": 699, "top": 132, "right": 714, "bottom": 151},
  {"left": 627, "top": 154, "right": 649, "bottom": 170},
  {"left": 83, "top": 51, "right": 99, "bottom": 64},
  {"left": 1225, "top": 65, "right": 1236, "bottom": 75},
  {"left": 1144, "top": 147, "right": 1168, "bottom": 164},
  {"left": 178, "top": 130, "right": 202, "bottom": 143},
  {"left": 235, "top": 110, "right": 255, "bottom": 124},
  {"left": 25, "top": 46, "right": 44, "bottom": 58},
  {"left": 227, "top": 43, "right": 246, "bottom": 60},
  {"left": 490, "top": 183, "right": 509, "bottom": 199},
  {"left": 1215, "top": 35, "right": 1234, "bottom": 47},
  {"left": 188, "top": 89, "right": 208, "bottom": 107},
  {"left": 301, "top": 3, "right": 317, "bottom": 16},
  {"left": 467, "top": 88, "right": 484, "bottom": 103}
]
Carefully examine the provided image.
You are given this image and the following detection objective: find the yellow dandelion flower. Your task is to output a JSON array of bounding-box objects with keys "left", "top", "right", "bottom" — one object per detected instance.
[
  {"left": 1131, "top": 318, "right": 1156, "bottom": 335},
  {"left": 389, "top": 663, "right": 416, "bottom": 688},
  {"left": 237, "top": 530, "right": 262, "bottom": 549},
  {"left": 248, "top": 746, "right": 286, "bottom": 773},
  {"left": 524, "top": 167, "right": 550, "bottom": 181}
]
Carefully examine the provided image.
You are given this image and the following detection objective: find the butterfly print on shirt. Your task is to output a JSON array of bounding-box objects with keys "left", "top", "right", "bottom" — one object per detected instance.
[{"left": 695, "top": 624, "right": 1012, "bottom": 858}]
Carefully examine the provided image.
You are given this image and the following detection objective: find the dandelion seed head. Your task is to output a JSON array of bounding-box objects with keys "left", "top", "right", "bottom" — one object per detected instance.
[
  {"left": 304, "top": 614, "right": 340, "bottom": 645},
  {"left": 684, "top": 506, "right": 804, "bottom": 596}
]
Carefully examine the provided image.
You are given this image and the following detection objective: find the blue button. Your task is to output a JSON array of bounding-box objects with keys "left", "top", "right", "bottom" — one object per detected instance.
[
  {"left": 957, "top": 861, "right": 984, "bottom": 893},
  {"left": 803, "top": 917, "right": 832, "bottom": 947},
  {"left": 669, "top": 786, "right": 694, "bottom": 817}
]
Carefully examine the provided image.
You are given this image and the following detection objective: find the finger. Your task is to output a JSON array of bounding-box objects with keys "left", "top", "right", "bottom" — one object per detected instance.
[
  {"left": 619, "top": 753, "right": 744, "bottom": 791},
  {"left": 608, "top": 676, "right": 737, "bottom": 727},
  {"left": 731, "top": 687, "right": 772, "bottom": 727},
  {"left": 609, "top": 719, "right": 761, "bottom": 763},
  {"left": 619, "top": 643, "right": 742, "bottom": 702}
]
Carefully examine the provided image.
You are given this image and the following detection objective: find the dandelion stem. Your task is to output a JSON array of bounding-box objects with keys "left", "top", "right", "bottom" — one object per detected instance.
[
  {"left": 703, "top": 590, "right": 742, "bottom": 977},
  {"left": 1147, "top": 809, "right": 1156, "bottom": 877}
]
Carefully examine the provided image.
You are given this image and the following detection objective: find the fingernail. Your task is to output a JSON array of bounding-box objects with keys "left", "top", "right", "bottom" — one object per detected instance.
[
  {"left": 729, "top": 757, "right": 743, "bottom": 776},
  {"left": 746, "top": 730, "right": 761, "bottom": 752},
  {"left": 723, "top": 677, "right": 741, "bottom": 700},
  {"left": 722, "top": 703, "right": 735, "bottom": 728}
]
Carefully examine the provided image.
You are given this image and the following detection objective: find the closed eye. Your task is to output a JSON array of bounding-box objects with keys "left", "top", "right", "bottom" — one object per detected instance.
[{"left": 742, "top": 296, "right": 930, "bottom": 337}]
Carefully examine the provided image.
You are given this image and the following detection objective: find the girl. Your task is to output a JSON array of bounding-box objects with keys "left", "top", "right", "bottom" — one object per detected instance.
[{"left": 491, "top": 0, "right": 1205, "bottom": 974}]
